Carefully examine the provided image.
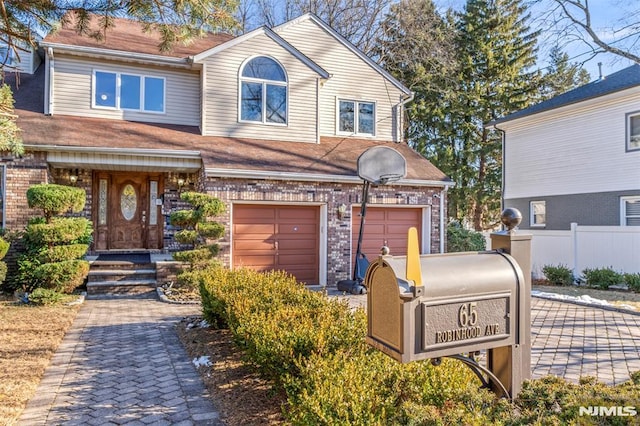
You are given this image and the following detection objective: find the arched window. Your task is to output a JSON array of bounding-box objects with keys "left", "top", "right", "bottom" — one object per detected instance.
[{"left": 240, "top": 57, "right": 287, "bottom": 124}]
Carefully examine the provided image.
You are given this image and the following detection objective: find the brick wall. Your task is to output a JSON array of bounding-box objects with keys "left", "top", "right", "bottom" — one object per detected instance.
[
  {"left": 2, "top": 151, "right": 49, "bottom": 231},
  {"left": 202, "top": 177, "right": 445, "bottom": 284}
]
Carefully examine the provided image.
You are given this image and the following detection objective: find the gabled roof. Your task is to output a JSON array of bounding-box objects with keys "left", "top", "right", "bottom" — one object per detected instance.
[
  {"left": 491, "top": 64, "right": 640, "bottom": 125},
  {"left": 41, "top": 14, "right": 234, "bottom": 58},
  {"left": 9, "top": 67, "right": 449, "bottom": 186},
  {"left": 273, "top": 14, "right": 412, "bottom": 97},
  {"left": 192, "top": 26, "right": 330, "bottom": 79}
]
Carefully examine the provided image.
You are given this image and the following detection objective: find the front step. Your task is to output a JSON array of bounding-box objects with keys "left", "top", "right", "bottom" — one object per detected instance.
[{"left": 87, "top": 259, "right": 157, "bottom": 297}]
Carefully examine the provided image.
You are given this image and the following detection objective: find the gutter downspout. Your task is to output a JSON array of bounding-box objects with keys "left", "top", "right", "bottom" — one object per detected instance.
[
  {"left": 397, "top": 92, "right": 414, "bottom": 142},
  {"left": 45, "top": 47, "right": 54, "bottom": 115},
  {"left": 440, "top": 185, "right": 447, "bottom": 253}
]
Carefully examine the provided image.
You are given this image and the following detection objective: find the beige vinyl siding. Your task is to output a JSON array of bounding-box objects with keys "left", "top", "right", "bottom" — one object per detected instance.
[
  {"left": 502, "top": 87, "right": 640, "bottom": 200},
  {"left": 52, "top": 55, "right": 200, "bottom": 126},
  {"left": 276, "top": 19, "right": 403, "bottom": 141},
  {"left": 201, "top": 34, "right": 318, "bottom": 143}
]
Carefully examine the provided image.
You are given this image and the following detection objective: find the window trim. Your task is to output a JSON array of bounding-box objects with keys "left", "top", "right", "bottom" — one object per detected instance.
[
  {"left": 626, "top": 111, "right": 640, "bottom": 152},
  {"left": 238, "top": 56, "right": 289, "bottom": 126},
  {"left": 92, "top": 69, "right": 166, "bottom": 114},
  {"left": 530, "top": 200, "right": 546, "bottom": 228},
  {"left": 620, "top": 196, "right": 640, "bottom": 226},
  {"left": 336, "top": 98, "right": 376, "bottom": 137}
]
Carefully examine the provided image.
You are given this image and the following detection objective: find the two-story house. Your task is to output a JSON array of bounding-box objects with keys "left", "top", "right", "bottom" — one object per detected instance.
[
  {"left": 4, "top": 13, "right": 452, "bottom": 286},
  {"left": 490, "top": 64, "right": 640, "bottom": 275}
]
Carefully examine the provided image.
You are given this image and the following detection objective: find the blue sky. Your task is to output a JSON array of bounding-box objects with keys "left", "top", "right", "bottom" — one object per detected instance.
[{"left": 436, "top": 0, "right": 636, "bottom": 81}]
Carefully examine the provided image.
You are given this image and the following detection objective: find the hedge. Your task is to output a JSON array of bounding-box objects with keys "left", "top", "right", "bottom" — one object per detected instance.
[{"left": 198, "top": 266, "right": 640, "bottom": 424}]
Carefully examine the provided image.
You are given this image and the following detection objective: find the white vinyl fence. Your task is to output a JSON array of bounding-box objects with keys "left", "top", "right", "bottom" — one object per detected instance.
[{"left": 488, "top": 224, "right": 640, "bottom": 278}]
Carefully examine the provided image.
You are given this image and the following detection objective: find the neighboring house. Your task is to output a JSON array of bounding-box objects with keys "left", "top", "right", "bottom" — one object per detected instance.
[
  {"left": 490, "top": 64, "right": 640, "bottom": 275},
  {"left": 0, "top": 41, "right": 41, "bottom": 74},
  {"left": 2, "top": 14, "right": 452, "bottom": 286}
]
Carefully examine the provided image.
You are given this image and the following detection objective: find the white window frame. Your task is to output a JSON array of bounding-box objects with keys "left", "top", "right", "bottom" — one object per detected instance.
[
  {"left": 620, "top": 196, "right": 640, "bottom": 226},
  {"left": 530, "top": 200, "right": 546, "bottom": 227},
  {"left": 336, "top": 98, "right": 376, "bottom": 137},
  {"left": 626, "top": 111, "right": 640, "bottom": 152},
  {"left": 92, "top": 70, "right": 166, "bottom": 114},
  {"left": 0, "top": 45, "right": 15, "bottom": 67},
  {"left": 238, "top": 56, "right": 288, "bottom": 126}
]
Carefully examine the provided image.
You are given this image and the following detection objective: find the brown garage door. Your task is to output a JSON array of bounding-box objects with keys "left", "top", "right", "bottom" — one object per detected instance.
[
  {"left": 233, "top": 205, "right": 320, "bottom": 284},
  {"left": 352, "top": 207, "right": 423, "bottom": 260}
]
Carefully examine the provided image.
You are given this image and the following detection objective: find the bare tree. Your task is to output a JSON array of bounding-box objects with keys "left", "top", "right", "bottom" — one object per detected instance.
[
  {"left": 237, "top": 0, "right": 392, "bottom": 55},
  {"left": 534, "top": 0, "right": 640, "bottom": 64}
]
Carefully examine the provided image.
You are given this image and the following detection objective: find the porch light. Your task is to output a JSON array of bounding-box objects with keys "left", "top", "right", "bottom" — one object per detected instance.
[{"left": 337, "top": 203, "right": 347, "bottom": 220}]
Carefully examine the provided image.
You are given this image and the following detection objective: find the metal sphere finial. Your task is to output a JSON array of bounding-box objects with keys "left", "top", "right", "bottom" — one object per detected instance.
[
  {"left": 380, "top": 246, "right": 390, "bottom": 255},
  {"left": 501, "top": 208, "right": 522, "bottom": 231}
]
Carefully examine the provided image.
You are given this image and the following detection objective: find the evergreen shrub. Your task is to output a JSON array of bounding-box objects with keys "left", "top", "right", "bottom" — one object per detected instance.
[
  {"left": 624, "top": 273, "right": 640, "bottom": 292},
  {"left": 447, "top": 222, "right": 486, "bottom": 252},
  {"left": 28, "top": 287, "right": 65, "bottom": 305},
  {"left": 542, "top": 264, "right": 574, "bottom": 286},
  {"left": 582, "top": 267, "right": 623, "bottom": 290}
]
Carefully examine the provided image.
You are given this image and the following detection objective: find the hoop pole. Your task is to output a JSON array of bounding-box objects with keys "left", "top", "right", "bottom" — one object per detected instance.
[{"left": 353, "top": 180, "right": 370, "bottom": 281}]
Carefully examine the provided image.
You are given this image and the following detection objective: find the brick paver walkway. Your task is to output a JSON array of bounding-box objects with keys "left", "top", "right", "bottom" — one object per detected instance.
[
  {"left": 531, "top": 297, "right": 640, "bottom": 384},
  {"left": 19, "top": 292, "right": 640, "bottom": 425},
  {"left": 19, "top": 297, "right": 221, "bottom": 426}
]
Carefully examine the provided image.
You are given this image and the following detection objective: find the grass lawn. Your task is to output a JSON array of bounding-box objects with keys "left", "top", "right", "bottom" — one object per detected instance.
[{"left": 0, "top": 300, "right": 81, "bottom": 426}]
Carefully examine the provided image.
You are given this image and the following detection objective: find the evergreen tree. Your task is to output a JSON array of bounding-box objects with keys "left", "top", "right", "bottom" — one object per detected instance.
[
  {"left": 539, "top": 46, "right": 591, "bottom": 100},
  {"left": 453, "top": 0, "right": 542, "bottom": 230}
]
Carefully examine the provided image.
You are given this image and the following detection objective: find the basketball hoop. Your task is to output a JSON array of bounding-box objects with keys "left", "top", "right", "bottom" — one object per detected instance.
[{"left": 338, "top": 146, "right": 408, "bottom": 294}]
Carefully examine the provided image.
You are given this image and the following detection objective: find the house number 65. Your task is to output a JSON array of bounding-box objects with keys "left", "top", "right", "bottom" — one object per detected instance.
[{"left": 459, "top": 302, "right": 478, "bottom": 327}]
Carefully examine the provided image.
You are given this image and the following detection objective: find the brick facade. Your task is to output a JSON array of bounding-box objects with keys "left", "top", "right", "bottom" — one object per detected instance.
[{"left": 1, "top": 160, "right": 445, "bottom": 286}]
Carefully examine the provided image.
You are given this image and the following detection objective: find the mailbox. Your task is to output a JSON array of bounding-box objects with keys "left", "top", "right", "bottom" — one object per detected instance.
[{"left": 365, "top": 210, "right": 532, "bottom": 398}]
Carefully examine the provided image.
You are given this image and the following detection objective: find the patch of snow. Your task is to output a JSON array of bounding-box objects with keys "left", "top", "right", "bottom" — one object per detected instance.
[
  {"left": 199, "top": 319, "right": 210, "bottom": 328},
  {"left": 532, "top": 291, "right": 637, "bottom": 311},
  {"left": 192, "top": 356, "right": 212, "bottom": 368}
]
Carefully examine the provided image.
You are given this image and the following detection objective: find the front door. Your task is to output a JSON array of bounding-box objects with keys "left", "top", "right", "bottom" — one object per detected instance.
[{"left": 93, "top": 172, "right": 163, "bottom": 250}]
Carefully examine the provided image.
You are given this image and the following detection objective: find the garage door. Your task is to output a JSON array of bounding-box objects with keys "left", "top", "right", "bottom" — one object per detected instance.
[
  {"left": 352, "top": 207, "right": 423, "bottom": 260},
  {"left": 233, "top": 205, "right": 320, "bottom": 284}
]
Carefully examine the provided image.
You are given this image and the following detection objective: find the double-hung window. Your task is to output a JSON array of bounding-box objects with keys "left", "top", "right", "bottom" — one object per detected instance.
[
  {"left": 240, "top": 57, "right": 287, "bottom": 125},
  {"left": 627, "top": 112, "right": 640, "bottom": 151},
  {"left": 338, "top": 100, "right": 375, "bottom": 136},
  {"left": 0, "top": 45, "right": 14, "bottom": 67},
  {"left": 621, "top": 196, "right": 640, "bottom": 226},
  {"left": 530, "top": 201, "right": 546, "bottom": 227},
  {"left": 93, "top": 70, "right": 165, "bottom": 113}
]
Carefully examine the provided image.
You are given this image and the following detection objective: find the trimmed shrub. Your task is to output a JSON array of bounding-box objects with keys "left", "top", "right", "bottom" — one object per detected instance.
[
  {"left": 0, "top": 237, "right": 9, "bottom": 260},
  {"left": 542, "top": 264, "right": 574, "bottom": 286},
  {"left": 27, "top": 184, "right": 85, "bottom": 222},
  {"left": 38, "top": 244, "right": 89, "bottom": 263},
  {"left": 0, "top": 262, "right": 6, "bottom": 284},
  {"left": 28, "top": 287, "right": 65, "bottom": 305},
  {"left": 23, "top": 218, "right": 92, "bottom": 249},
  {"left": 624, "top": 273, "right": 640, "bottom": 292},
  {"left": 582, "top": 267, "right": 623, "bottom": 290},
  {"left": 32, "top": 260, "right": 90, "bottom": 293},
  {"left": 447, "top": 222, "right": 486, "bottom": 252}
]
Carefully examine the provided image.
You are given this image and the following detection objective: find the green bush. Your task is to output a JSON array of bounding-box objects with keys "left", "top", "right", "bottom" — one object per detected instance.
[
  {"left": 447, "top": 222, "right": 486, "bottom": 252},
  {"left": 23, "top": 217, "right": 92, "bottom": 249},
  {"left": 0, "top": 262, "right": 6, "bottom": 284},
  {"left": 32, "top": 260, "right": 89, "bottom": 293},
  {"left": 170, "top": 191, "right": 225, "bottom": 272},
  {"left": 38, "top": 244, "right": 89, "bottom": 263},
  {"left": 27, "top": 184, "right": 86, "bottom": 222},
  {"left": 624, "top": 273, "right": 640, "bottom": 292},
  {"left": 582, "top": 267, "right": 623, "bottom": 290},
  {"left": 0, "top": 237, "right": 9, "bottom": 260},
  {"left": 542, "top": 264, "right": 574, "bottom": 286},
  {"left": 28, "top": 287, "right": 65, "bottom": 305}
]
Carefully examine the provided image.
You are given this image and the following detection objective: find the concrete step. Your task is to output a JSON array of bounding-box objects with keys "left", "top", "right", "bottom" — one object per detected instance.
[
  {"left": 86, "top": 279, "right": 157, "bottom": 296},
  {"left": 90, "top": 261, "right": 155, "bottom": 271},
  {"left": 87, "top": 269, "right": 157, "bottom": 283}
]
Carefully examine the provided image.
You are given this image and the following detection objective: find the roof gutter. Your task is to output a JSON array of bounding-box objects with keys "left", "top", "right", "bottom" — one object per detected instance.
[
  {"left": 39, "top": 42, "right": 193, "bottom": 68},
  {"left": 24, "top": 144, "right": 202, "bottom": 159},
  {"left": 205, "top": 167, "right": 454, "bottom": 187}
]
